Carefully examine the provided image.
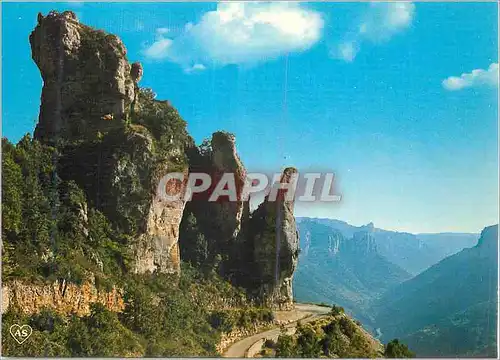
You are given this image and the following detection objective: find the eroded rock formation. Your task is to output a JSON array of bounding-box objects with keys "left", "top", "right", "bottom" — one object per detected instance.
[
  {"left": 2, "top": 280, "right": 124, "bottom": 316},
  {"left": 181, "top": 139, "right": 301, "bottom": 308},
  {"left": 28, "top": 11, "right": 300, "bottom": 307},
  {"left": 180, "top": 131, "right": 249, "bottom": 278},
  {"left": 133, "top": 165, "right": 189, "bottom": 274},
  {"left": 210, "top": 132, "right": 247, "bottom": 243},
  {"left": 30, "top": 10, "right": 136, "bottom": 143},
  {"left": 246, "top": 167, "right": 300, "bottom": 309},
  {"left": 30, "top": 11, "right": 191, "bottom": 275}
]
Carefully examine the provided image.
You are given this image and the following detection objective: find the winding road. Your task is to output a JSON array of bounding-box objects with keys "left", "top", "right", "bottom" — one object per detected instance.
[{"left": 222, "top": 304, "right": 331, "bottom": 358}]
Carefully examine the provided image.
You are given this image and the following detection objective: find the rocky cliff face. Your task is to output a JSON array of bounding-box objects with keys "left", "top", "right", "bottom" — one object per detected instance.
[
  {"left": 181, "top": 139, "right": 300, "bottom": 308},
  {"left": 328, "top": 232, "right": 343, "bottom": 255},
  {"left": 210, "top": 132, "right": 247, "bottom": 243},
  {"left": 133, "top": 165, "right": 189, "bottom": 274},
  {"left": 30, "top": 11, "right": 191, "bottom": 275},
  {"left": 180, "top": 131, "right": 249, "bottom": 279},
  {"left": 348, "top": 230, "right": 378, "bottom": 255},
  {"left": 476, "top": 224, "right": 498, "bottom": 253},
  {"left": 30, "top": 10, "right": 135, "bottom": 143},
  {"left": 27, "top": 11, "right": 299, "bottom": 308},
  {"left": 247, "top": 167, "right": 300, "bottom": 309},
  {"left": 186, "top": 132, "right": 247, "bottom": 244},
  {"left": 2, "top": 280, "right": 124, "bottom": 316}
]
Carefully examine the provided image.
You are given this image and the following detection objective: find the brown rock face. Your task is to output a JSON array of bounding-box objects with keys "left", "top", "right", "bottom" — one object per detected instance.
[
  {"left": 133, "top": 167, "right": 189, "bottom": 274},
  {"left": 130, "top": 61, "right": 143, "bottom": 83},
  {"left": 181, "top": 134, "right": 300, "bottom": 309},
  {"left": 30, "top": 10, "right": 136, "bottom": 143},
  {"left": 210, "top": 132, "right": 247, "bottom": 242},
  {"left": 247, "top": 167, "right": 300, "bottom": 309},
  {"left": 30, "top": 11, "right": 189, "bottom": 275},
  {"left": 181, "top": 131, "right": 248, "bottom": 276},
  {"left": 2, "top": 280, "right": 124, "bottom": 316},
  {"left": 27, "top": 12, "right": 301, "bottom": 297}
]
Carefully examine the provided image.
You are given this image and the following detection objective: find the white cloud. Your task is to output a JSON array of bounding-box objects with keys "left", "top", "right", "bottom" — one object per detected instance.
[
  {"left": 359, "top": 3, "right": 415, "bottom": 42},
  {"left": 144, "top": 38, "right": 173, "bottom": 60},
  {"left": 442, "top": 63, "right": 499, "bottom": 91},
  {"left": 184, "top": 63, "right": 207, "bottom": 73},
  {"left": 143, "top": 2, "right": 323, "bottom": 69},
  {"left": 156, "top": 27, "right": 170, "bottom": 35},
  {"left": 332, "top": 3, "right": 415, "bottom": 62},
  {"left": 337, "top": 41, "right": 359, "bottom": 63}
]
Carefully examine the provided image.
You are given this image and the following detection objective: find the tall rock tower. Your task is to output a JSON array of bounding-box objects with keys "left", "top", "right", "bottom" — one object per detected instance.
[
  {"left": 30, "top": 11, "right": 191, "bottom": 275},
  {"left": 247, "top": 167, "right": 300, "bottom": 309}
]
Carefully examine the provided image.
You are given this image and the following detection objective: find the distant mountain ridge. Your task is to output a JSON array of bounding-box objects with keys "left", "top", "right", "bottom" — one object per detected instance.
[
  {"left": 293, "top": 219, "right": 412, "bottom": 325},
  {"left": 373, "top": 224, "right": 498, "bottom": 357},
  {"left": 296, "top": 217, "right": 478, "bottom": 275},
  {"left": 294, "top": 217, "right": 481, "bottom": 329}
]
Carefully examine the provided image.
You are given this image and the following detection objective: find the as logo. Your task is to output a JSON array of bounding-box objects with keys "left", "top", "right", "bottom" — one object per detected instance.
[{"left": 9, "top": 324, "right": 32, "bottom": 344}]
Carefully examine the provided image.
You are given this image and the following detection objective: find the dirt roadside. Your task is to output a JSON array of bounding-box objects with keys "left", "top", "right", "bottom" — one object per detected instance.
[{"left": 222, "top": 303, "right": 331, "bottom": 358}]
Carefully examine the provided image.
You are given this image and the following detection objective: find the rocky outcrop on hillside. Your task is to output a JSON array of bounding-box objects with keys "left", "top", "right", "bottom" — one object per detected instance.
[
  {"left": 26, "top": 10, "right": 300, "bottom": 307},
  {"left": 246, "top": 167, "right": 300, "bottom": 309},
  {"left": 328, "top": 232, "right": 343, "bottom": 255},
  {"left": 348, "top": 230, "right": 378, "bottom": 255},
  {"left": 180, "top": 136, "right": 301, "bottom": 308},
  {"left": 183, "top": 131, "right": 247, "bottom": 254},
  {"left": 180, "top": 141, "right": 301, "bottom": 308},
  {"left": 30, "top": 11, "right": 192, "bottom": 275},
  {"left": 209, "top": 132, "right": 247, "bottom": 242},
  {"left": 476, "top": 224, "right": 498, "bottom": 253},
  {"left": 30, "top": 10, "right": 136, "bottom": 143},
  {"left": 2, "top": 280, "right": 124, "bottom": 316},
  {"left": 133, "top": 164, "right": 189, "bottom": 274}
]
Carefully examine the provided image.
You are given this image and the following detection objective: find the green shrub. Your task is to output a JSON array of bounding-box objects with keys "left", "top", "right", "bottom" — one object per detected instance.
[
  {"left": 209, "top": 311, "right": 235, "bottom": 333},
  {"left": 385, "top": 339, "right": 415, "bottom": 358},
  {"left": 275, "top": 334, "right": 296, "bottom": 357},
  {"left": 330, "top": 304, "right": 345, "bottom": 316},
  {"left": 339, "top": 317, "right": 357, "bottom": 338},
  {"left": 264, "top": 338, "right": 276, "bottom": 348},
  {"left": 296, "top": 324, "right": 322, "bottom": 357}
]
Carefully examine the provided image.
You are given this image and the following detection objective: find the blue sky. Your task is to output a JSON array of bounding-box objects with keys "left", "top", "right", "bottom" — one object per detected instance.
[{"left": 2, "top": 2, "right": 498, "bottom": 233}]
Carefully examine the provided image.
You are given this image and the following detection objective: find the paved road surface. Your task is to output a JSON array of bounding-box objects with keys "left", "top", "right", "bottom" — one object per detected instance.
[{"left": 222, "top": 304, "right": 330, "bottom": 358}]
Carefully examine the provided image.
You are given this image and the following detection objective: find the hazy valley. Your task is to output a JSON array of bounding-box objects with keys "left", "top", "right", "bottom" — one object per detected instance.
[{"left": 293, "top": 218, "right": 498, "bottom": 357}]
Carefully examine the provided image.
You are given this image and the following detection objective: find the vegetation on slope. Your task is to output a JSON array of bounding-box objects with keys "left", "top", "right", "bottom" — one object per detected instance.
[
  {"left": 3, "top": 14, "right": 417, "bottom": 357},
  {"left": 0, "top": 88, "right": 271, "bottom": 357},
  {"left": 2, "top": 265, "right": 274, "bottom": 357},
  {"left": 268, "top": 311, "right": 383, "bottom": 358},
  {"left": 258, "top": 306, "right": 413, "bottom": 359},
  {"left": 1, "top": 85, "right": 193, "bottom": 285}
]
